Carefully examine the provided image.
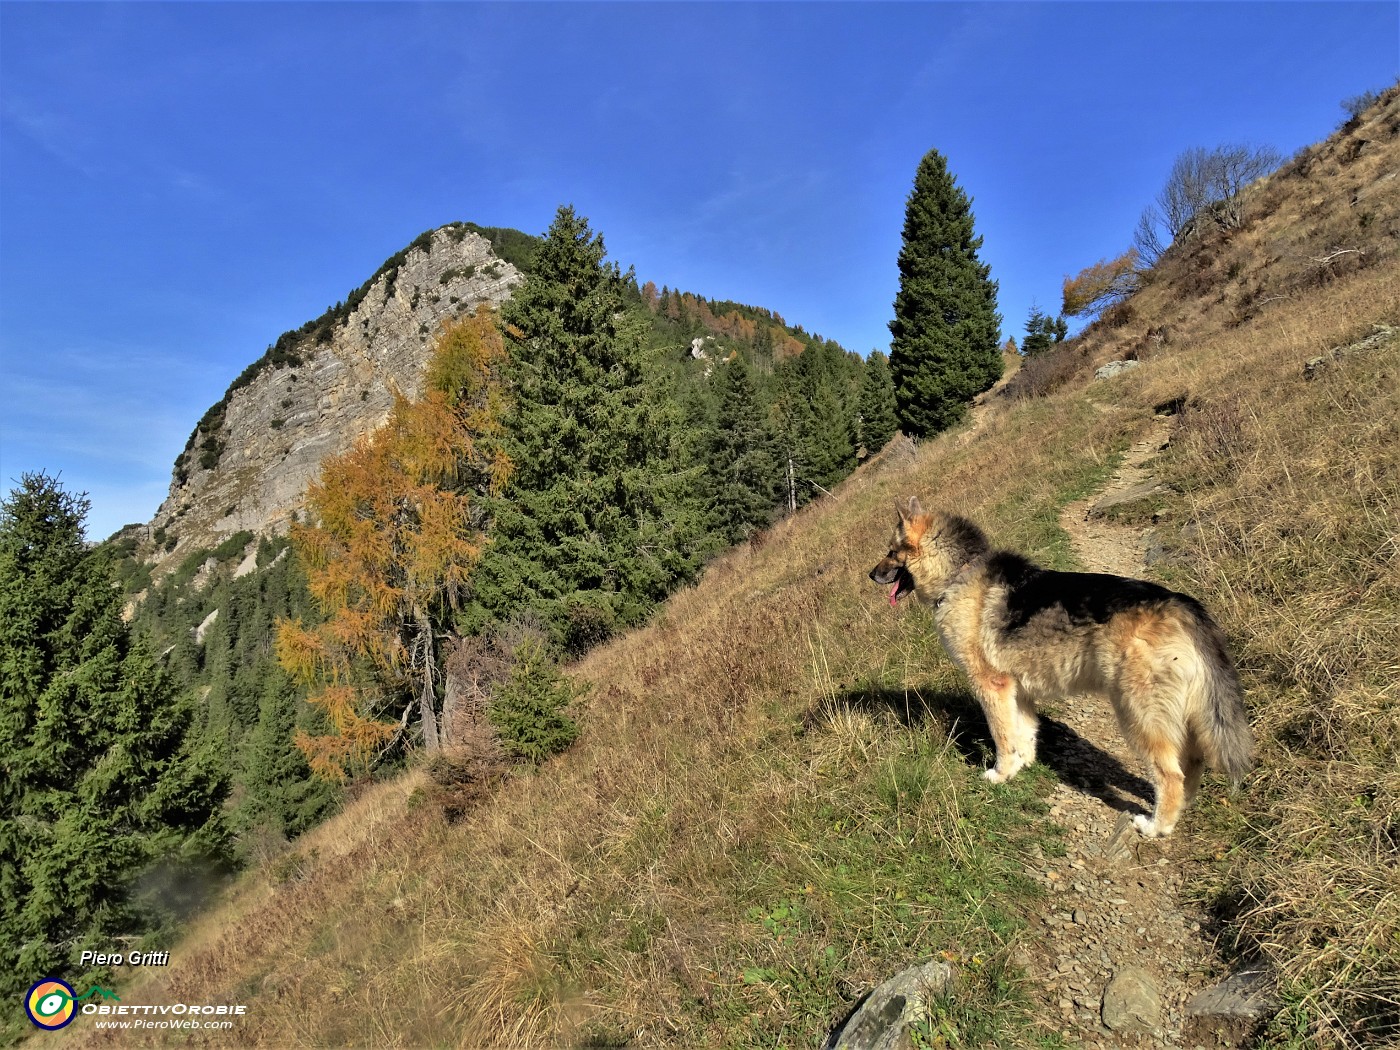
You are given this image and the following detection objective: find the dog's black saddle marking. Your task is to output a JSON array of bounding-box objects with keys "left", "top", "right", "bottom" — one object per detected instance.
[{"left": 988, "top": 552, "right": 1184, "bottom": 632}]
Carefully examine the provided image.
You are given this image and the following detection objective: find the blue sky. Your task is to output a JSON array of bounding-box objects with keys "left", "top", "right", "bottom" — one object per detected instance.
[{"left": 2, "top": 2, "right": 1396, "bottom": 540}]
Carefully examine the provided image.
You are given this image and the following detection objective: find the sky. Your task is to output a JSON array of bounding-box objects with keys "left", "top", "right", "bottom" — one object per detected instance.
[{"left": 1, "top": 2, "right": 1396, "bottom": 541}]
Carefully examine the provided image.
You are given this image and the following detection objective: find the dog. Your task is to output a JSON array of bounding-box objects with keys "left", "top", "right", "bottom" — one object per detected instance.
[{"left": 870, "top": 498, "right": 1252, "bottom": 837}]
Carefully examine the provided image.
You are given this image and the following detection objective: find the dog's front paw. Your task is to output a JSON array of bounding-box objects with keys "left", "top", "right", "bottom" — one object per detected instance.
[
  {"left": 1132, "top": 814, "right": 1174, "bottom": 838},
  {"left": 983, "top": 767, "right": 1009, "bottom": 784}
]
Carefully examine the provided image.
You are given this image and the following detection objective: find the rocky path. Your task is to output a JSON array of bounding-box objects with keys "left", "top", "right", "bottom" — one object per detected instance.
[
  {"left": 1015, "top": 413, "right": 1263, "bottom": 1048},
  {"left": 1058, "top": 415, "right": 1174, "bottom": 578}
]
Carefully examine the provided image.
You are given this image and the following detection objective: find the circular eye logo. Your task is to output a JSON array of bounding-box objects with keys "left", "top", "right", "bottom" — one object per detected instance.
[{"left": 25, "top": 979, "right": 77, "bottom": 1030}]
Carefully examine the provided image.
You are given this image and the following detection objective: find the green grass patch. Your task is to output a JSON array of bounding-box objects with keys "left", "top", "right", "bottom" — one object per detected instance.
[
  {"left": 691, "top": 723, "right": 1057, "bottom": 1046},
  {"left": 960, "top": 398, "right": 1137, "bottom": 571}
]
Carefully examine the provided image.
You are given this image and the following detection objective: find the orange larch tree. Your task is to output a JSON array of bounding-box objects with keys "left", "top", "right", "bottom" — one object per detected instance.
[
  {"left": 1061, "top": 250, "right": 1140, "bottom": 318},
  {"left": 276, "top": 305, "right": 508, "bottom": 779}
]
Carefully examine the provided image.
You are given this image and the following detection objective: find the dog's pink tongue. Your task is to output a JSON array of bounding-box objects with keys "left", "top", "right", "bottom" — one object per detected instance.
[{"left": 889, "top": 581, "right": 900, "bottom": 607}]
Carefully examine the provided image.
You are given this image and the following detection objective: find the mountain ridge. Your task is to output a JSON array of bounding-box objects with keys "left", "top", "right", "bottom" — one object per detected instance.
[
  {"left": 142, "top": 224, "right": 526, "bottom": 573},
  {"left": 134, "top": 221, "right": 863, "bottom": 579}
]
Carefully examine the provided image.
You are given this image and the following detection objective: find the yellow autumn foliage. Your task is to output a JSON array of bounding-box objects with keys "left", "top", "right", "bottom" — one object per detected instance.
[{"left": 277, "top": 306, "right": 509, "bottom": 777}]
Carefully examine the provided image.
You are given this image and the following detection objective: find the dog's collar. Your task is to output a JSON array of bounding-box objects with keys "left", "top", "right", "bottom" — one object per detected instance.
[{"left": 933, "top": 558, "right": 981, "bottom": 608}]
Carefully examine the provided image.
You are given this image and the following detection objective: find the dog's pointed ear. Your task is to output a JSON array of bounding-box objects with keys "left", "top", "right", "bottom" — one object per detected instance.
[
  {"left": 907, "top": 496, "right": 924, "bottom": 519},
  {"left": 894, "top": 498, "right": 909, "bottom": 522}
]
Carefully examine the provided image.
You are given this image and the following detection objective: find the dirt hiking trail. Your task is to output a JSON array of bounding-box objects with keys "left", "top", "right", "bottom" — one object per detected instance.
[{"left": 1010, "top": 410, "right": 1260, "bottom": 1049}]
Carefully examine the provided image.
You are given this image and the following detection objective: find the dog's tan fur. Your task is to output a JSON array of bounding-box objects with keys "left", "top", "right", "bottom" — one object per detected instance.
[{"left": 871, "top": 498, "right": 1252, "bottom": 837}]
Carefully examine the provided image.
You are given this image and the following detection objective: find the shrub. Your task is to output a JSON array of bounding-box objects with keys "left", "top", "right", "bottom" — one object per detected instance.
[
  {"left": 1172, "top": 395, "right": 1251, "bottom": 483},
  {"left": 488, "top": 637, "right": 581, "bottom": 763},
  {"left": 211, "top": 531, "right": 255, "bottom": 563},
  {"left": 998, "top": 344, "right": 1092, "bottom": 401},
  {"left": 423, "top": 729, "right": 508, "bottom": 823},
  {"left": 1099, "top": 300, "right": 1137, "bottom": 330},
  {"left": 1340, "top": 88, "right": 1382, "bottom": 125}
]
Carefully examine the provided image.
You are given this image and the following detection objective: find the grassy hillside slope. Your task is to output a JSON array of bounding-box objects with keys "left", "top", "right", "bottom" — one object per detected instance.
[{"left": 74, "top": 92, "right": 1398, "bottom": 1049}]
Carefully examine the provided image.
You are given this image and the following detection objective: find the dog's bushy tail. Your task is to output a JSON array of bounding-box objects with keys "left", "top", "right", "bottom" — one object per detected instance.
[{"left": 1182, "top": 600, "right": 1254, "bottom": 783}]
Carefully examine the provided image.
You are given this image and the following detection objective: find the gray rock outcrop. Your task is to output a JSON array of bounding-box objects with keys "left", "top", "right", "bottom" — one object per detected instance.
[
  {"left": 1094, "top": 359, "right": 1141, "bottom": 381},
  {"left": 146, "top": 226, "right": 523, "bottom": 573},
  {"left": 1088, "top": 479, "right": 1172, "bottom": 518}
]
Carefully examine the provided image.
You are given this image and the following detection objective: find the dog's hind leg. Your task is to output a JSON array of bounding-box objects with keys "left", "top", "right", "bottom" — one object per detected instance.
[
  {"left": 1181, "top": 735, "right": 1206, "bottom": 807},
  {"left": 1113, "top": 626, "right": 1192, "bottom": 836},
  {"left": 1134, "top": 733, "right": 1186, "bottom": 838}
]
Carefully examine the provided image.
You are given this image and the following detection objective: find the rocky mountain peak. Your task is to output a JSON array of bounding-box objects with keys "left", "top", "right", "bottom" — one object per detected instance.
[{"left": 146, "top": 223, "right": 526, "bottom": 572}]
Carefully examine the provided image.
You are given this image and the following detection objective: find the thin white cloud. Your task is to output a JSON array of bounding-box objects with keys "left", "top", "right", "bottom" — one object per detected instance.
[
  {"left": 0, "top": 338, "right": 211, "bottom": 478},
  {"left": 0, "top": 94, "right": 104, "bottom": 179}
]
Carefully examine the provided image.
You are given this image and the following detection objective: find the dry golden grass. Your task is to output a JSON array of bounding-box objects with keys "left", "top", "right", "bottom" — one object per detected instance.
[
  {"left": 1145, "top": 283, "right": 1398, "bottom": 1046},
  {"left": 71, "top": 89, "right": 1399, "bottom": 1050},
  {"left": 1145, "top": 295, "right": 1399, "bottom": 1042},
  {"left": 79, "top": 377, "right": 1132, "bottom": 1049}
]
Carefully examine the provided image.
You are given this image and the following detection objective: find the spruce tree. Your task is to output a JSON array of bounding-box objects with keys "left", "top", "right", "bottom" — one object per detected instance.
[
  {"left": 772, "top": 356, "right": 817, "bottom": 511},
  {"left": 888, "top": 148, "right": 1002, "bottom": 436},
  {"left": 236, "top": 668, "right": 337, "bottom": 849},
  {"left": 0, "top": 474, "right": 225, "bottom": 1012},
  {"left": 803, "top": 340, "right": 858, "bottom": 491},
  {"left": 704, "top": 354, "right": 781, "bottom": 545},
  {"left": 1022, "top": 305, "right": 1068, "bottom": 356},
  {"left": 487, "top": 636, "right": 579, "bottom": 763},
  {"left": 857, "top": 351, "right": 899, "bottom": 456},
  {"left": 466, "top": 206, "right": 696, "bottom": 653},
  {"left": 773, "top": 340, "right": 857, "bottom": 506}
]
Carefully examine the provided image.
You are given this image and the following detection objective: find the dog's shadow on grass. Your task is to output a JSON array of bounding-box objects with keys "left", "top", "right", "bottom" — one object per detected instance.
[{"left": 823, "top": 685, "right": 1155, "bottom": 818}]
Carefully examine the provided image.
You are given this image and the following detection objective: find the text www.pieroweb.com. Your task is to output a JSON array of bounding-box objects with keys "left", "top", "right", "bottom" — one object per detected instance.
[{"left": 86, "top": 1002, "right": 245, "bottom": 1031}]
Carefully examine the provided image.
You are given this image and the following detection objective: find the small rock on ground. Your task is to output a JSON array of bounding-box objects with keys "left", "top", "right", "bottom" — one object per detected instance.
[
  {"left": 1187, "top": 968, "right": 1276, "bottom": 1020},
  {"left": 1102, "top": 965, "right": 1163, "bottom": 1034}
]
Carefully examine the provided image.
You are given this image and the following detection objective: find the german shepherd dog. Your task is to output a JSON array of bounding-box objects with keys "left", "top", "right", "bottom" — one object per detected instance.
[{"left": 870, "top": 498, "right": 1252, "bottom": 837}]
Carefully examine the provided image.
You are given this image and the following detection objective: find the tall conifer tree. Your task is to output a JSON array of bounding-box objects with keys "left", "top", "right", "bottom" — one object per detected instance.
[
  {"left": 772, "top": 340, "right": 857, "bottom": 506},
  {"left": 803, "top": 340, "right": 858, "bottom": 491},
  {"left": 236, "top": 668, "right": 337, "bottom": 845},
  {"left": 466, "top": 206, "right": 694, "bottom": 652},
  {"left": 1022, "top": 305, "right": 1068, "bottom": 356},
  {"left": 857, "top": 350, "right": 899, "bottom": 455},
  {"left": 888, "top": 149, "right": 1002, "bottom": 437},
  {"left": 704, "top": 354, "right": 781, "bottom": 544},
  {"left": 0, "top": 474, "right": 224, "bottom": 1011}
]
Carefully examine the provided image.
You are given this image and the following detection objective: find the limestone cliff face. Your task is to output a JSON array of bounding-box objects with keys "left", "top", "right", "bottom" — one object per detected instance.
[{"left": 147, "top": 225, "right": 524, "bottom": 571}]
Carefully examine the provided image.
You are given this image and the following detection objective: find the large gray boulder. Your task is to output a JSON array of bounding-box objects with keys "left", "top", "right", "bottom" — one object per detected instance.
[
  {"left": 823, "top": 959, "right": 952, "bottom": 1050},
  {"left": 1094, "top": 359, "right": 1141, "bottom": 381}
]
